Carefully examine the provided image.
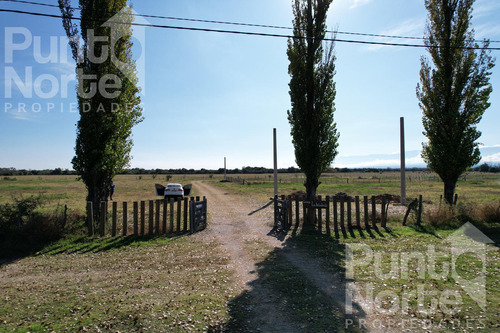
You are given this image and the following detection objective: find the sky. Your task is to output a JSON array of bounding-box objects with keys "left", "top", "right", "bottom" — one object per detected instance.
[{"left": 1, "top": 0, "right": 500, "bottom": 170}]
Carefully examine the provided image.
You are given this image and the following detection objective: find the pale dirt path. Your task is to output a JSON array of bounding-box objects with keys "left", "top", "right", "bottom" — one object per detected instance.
[
  {"left": 191, "top": 181, "right": 403, "bottom": 333},
  {"left": 191, "top": 181, "right": 296, "bottom": 332}
]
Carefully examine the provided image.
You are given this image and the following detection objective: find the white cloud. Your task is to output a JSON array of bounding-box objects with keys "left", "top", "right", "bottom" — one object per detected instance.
[
  {"left": 333, "top": 154, "right": 424, "bottom": 168},
  {"left": 366, "top": 18, "right": 425, "bottom": 52},
  {"left": 479, "top": 144, "right": 500, "bottom": 148},
  {"left": 48, "top": 61, "right": 76, "bottom": 75},
  {"left": 474, "top": 0, "right": 500, "bottom": 19},
  {"left": 3, "top": 108, "right": 38, "bottom": 122},
  {"left": 474, "top": 23, "right": 500, "bottom": 40},
  {"left": 349, "top": 0, "right": 372, "bottom": 9},
  {"left": 481, "top": 152, "right": 500, "bottom": 164},
  {"left": 406, "top": 154, "right": 425, "bottom": 165}
]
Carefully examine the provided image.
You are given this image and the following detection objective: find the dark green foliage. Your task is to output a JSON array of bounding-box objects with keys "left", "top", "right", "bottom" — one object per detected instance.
[
  {"left": 58, "top": 0, "right": 143, "bottom": 232},
  {"left": 287, "top": 0, "right": 339, "bottom": 202},
  {"left": 0, "top": 196, "right": 87, "bottom": 259},
  {"left": 0, "top": 195, "right": 43, "bottom": 234},
  {"left": 417, "top": 0, "right": 495, "bottom": 204}
]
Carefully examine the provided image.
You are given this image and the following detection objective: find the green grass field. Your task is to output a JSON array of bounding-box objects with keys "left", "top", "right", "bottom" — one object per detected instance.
[
  {"left": 215, "top": 171, "right": 500, "bottom": 204},
  {"left": 1, "top": 172, "right": 499, "bottom": 332},
  {"left": 1, "top": 171, "right": 498, "bottom": 212}
]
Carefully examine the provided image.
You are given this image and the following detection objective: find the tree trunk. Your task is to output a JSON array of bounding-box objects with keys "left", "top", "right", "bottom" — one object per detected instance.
[
  {"left": 303, "top": 178, "right": 318, "bottom": 228},
  {"left": 87, "top": 182, "right": 106, "bottom": 236},
  {"left": 443, "top": 179, "right": 457, "bottom": 205},
  {"left": 87, "top": 185, "right": 97, "bottom": 236}
]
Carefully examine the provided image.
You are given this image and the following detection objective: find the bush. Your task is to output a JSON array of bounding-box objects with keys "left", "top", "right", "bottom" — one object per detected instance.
[
  {"left": 0, "top": 195, "right": 43, "bottom": 234},
  {"left": 0, "top": 196, "right": 87, "bottom": 259},
  {"left": 424, "top": 201, "right": 500, "bottom": 228},
  {"left": 474, "top": 202, "right": 500, "bottom": 224}
]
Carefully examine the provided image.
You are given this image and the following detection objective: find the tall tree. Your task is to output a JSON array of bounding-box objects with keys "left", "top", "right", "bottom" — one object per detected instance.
[
  {"left": 417, "top": 0, "right": 495, "bottom": 205},
  {"left": 59, "top": 0, "right": 143, "bottom": 234},
  {"left": 287, "top": 0, "right": 339, "bottom": 223}
]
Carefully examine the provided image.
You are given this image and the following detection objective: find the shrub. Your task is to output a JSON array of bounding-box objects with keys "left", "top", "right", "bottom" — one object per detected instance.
[
  {"left": 474, "top": 202, "right": 500, "bottom": 224},
  {"left": 424, "top": 201, "right": 500, "bottom": 228},
  {"left": 0, "top": 196, "right": 87, "bottom": 258},
  {"left": 0, "top": 195, "right": 43, "bottom": 234}
]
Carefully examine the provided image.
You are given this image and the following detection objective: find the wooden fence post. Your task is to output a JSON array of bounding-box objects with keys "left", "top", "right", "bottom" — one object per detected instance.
[
  {"left": 381, "top": 196, "right": 387, "bottom": 228},
  {"left": 355, "top": 196, "right": 361, "bottom": 230},
  {"left": 169, "top": 198, "right": 174, "bottom": 232},
  {"left": 325, "top": 196, "right": 331, "bottom": 235},
  {"left": 155, "top": 200, "right": 160, "bottom": 235},
  {"left": 189, "top": 197, "right": 195, "bottom": 232},
  {"left": 317, "top": 195, "right": 322, "bottom": 232},
  {"left": 371, "top": 196, "right": 377, "bottom": 228},
  {"left": 176, "top": 198, "right": 182, "bottom": 232},
  {"left": 87, "top": 201, "right": 94, "bottom": 237},
  {"left": 347, "top": 197, "right": 352, "bottom": 231},
  {"left": 162, "top": 199, "right": 167, "bottom": 234},
  {"left": 417, "top": 195, "right": 423, "bottom": 226},
  {"left": 364, "top": 196, "right": 369, "bottom": 230},
  {"left": 333, "top": 199, "right": 338, "bottom": 234},
  {"left": 148, "top": 200, "right": 154, "bottom": 235},
  {"left": 133, "top": 201, "right": 138, "bottom": 235},
  {"left": 122, "top": 202, "right": 127, "bottom": 236},
  {"left": 183, "top": 197, "right": 189, "bottom": 231},
  {"left": 302, "top": 199, "right": 306, "bottom": 229},
  {"left": 340, "top": 198, "right": 345, "bottom": 233},
  {"left": 140, "top": 201, "right": 145, "bottom": 236},
  {"left": 111, "top": 201, "right": 117, "bottom": 237},
  {"left": 295, "top": 196, "right": 300, "bottom": 229},
  {"left": 100, "top": 201, "right": 106, "bottom": 237}
]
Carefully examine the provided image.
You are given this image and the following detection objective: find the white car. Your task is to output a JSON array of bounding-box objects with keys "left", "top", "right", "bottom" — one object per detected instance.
[{"left": 164, "top": 183, "right": 184, "bottom": 199}]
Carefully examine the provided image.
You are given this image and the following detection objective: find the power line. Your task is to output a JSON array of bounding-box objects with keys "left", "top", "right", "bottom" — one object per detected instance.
[
  {"left": 0, "top": 0, "right": 423, "bottom": 41},
  {"left": 2, "top": 0, "right": 499, "bottom": 44},
  {"left": 1, "top": 8, "right": 499, "bottom": 51}
]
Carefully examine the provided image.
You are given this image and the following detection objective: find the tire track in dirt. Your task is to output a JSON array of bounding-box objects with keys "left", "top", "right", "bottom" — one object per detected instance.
[
  {"left": 192, "top": 181, "right": 296, "bottom": 332},
  {"left": 192, "top": 181, "right": 402, "bottom": 333}
]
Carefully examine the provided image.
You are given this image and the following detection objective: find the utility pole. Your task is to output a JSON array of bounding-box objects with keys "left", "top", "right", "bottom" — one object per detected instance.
[
  {"left": 224, "top": 157, "right": 227, "bottom": 181},
  {"left": 273, "top": 128, "right": 278, "bottom": 198},
  {"left": 400, "top": 117, "right": 406, "bottom": 205}
]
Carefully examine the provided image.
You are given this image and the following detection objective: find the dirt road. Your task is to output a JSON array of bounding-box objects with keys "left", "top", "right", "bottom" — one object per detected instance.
[
  {"left": 192, "top": 181, "right": 402, "bottom": 333},
  {"left": 192, "top": 181, "right": 296, "bottom": 332}
]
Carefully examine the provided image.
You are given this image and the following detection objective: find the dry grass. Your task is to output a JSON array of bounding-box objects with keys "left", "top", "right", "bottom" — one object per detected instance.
[
  {"left": 0, "top": 237, "right": 237, "bottom": 332},
  {"left": 424, "top": 201, "right": 500, "bottom": 228}
]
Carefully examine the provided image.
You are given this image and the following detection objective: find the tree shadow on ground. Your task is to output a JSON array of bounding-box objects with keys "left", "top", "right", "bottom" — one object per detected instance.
[
  {"left": 0, "top": 232, "right": 190, "bottom": 267},
  {"left": 36, "top": 233, "right": 189, "bottom": 256},
  {"left": 0, "top": 233, "right": 62, "bottom": 267},
  {"left": 208, "top": 229, "right": 369, "bottom": 333}
]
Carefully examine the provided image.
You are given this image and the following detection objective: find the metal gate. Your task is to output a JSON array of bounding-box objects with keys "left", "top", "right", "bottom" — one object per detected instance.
[
  {"left": 190, "top": 198, "right": 207, "bottom": 233},
  {"left": 273, "top": 196, "right": 289, "bottom": 231}
]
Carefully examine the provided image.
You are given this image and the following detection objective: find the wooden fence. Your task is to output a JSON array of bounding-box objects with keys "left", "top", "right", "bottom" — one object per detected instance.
[
  {"left": 274, "top": 195, "right": 397, "bottom": 233},
  {"left": 87, "top": 196, "right": 207, "bottom": 237}
]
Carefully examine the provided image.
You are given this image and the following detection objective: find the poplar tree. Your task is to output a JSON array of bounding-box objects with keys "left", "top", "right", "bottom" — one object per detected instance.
[
  {"left": 287, "top": 0, "right": 339, "bottom": 224},
  {"left": 59, "top": 0, "right": 143, "bottom": 234},
  {"left": 417, "top": 0, "right": 495, "bottom": 204}
]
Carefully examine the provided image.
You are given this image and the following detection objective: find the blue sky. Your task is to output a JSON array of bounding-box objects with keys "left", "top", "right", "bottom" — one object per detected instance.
[{"left": 1, "top": 0, "right": 499, "bottom": 170}]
